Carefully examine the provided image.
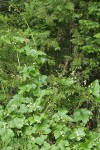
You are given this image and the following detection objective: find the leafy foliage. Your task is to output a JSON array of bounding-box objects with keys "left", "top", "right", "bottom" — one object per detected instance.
[{"left": 0, "top": 0, "right": 100, "bottom": 149}]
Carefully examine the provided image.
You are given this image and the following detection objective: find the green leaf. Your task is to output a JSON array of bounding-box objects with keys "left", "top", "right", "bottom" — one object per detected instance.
[
  {"left": 57, "top": 140, "right": 65, "bottom": 149},
  {"left": 69, "top": 127, "right": 86, "bottom": 141},
  {"left": 18, "top": 104, "right": 27, "bottom": 113},
  {"left": 0, "top": 128, "right": 14, "bottom": 143},
  {"left": 24, "top": 126, "right": 33, "bottom": 136},
  {"left": 14, "top": 36, "right": 25, "bottom": 43},
  {"left": 73, "top": 109, "right": 92, "bottom": 124},
  {"left": 41, "top": 125, "right": 51, "bottom": 134},
  {"left": 8, "top": 117, "right": 24, "bottom": 129},
  {"left": 19, "top": 84, "right": 37, "bottom": 93},
  {"left": 66, "top": 2, "right": 74, "bottom": 10},
  {"left": 89, "top": 80, "right": 100, "bottom": 98},
  {"left": 34, "top": 135, "right": 47, "bottom": 145},
  {"left": 39, "top": 75, "right": 47, "bottom": 84},
  {"left": 0, "top": 106, "right": 3, "bottom": 118},
  {"left": 40, "top": 141, "right": 51, "bottom": 150},
  {"left": 54, "top": 130, "right": 61, "bottom": 139},
  {"left": 51, "top": 145, "right": 58, "bottom": 150},
  {"left": 57, "top": 109, "right": 68, "bottom": 118},
  {"left": 1, "top": 146, "right": 13, "bottom": 150}
]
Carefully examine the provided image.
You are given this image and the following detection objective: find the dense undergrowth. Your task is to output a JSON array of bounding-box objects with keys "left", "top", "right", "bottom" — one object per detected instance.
[{"left": 0, "top": 0, "right": 100, "bottom": 149}]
